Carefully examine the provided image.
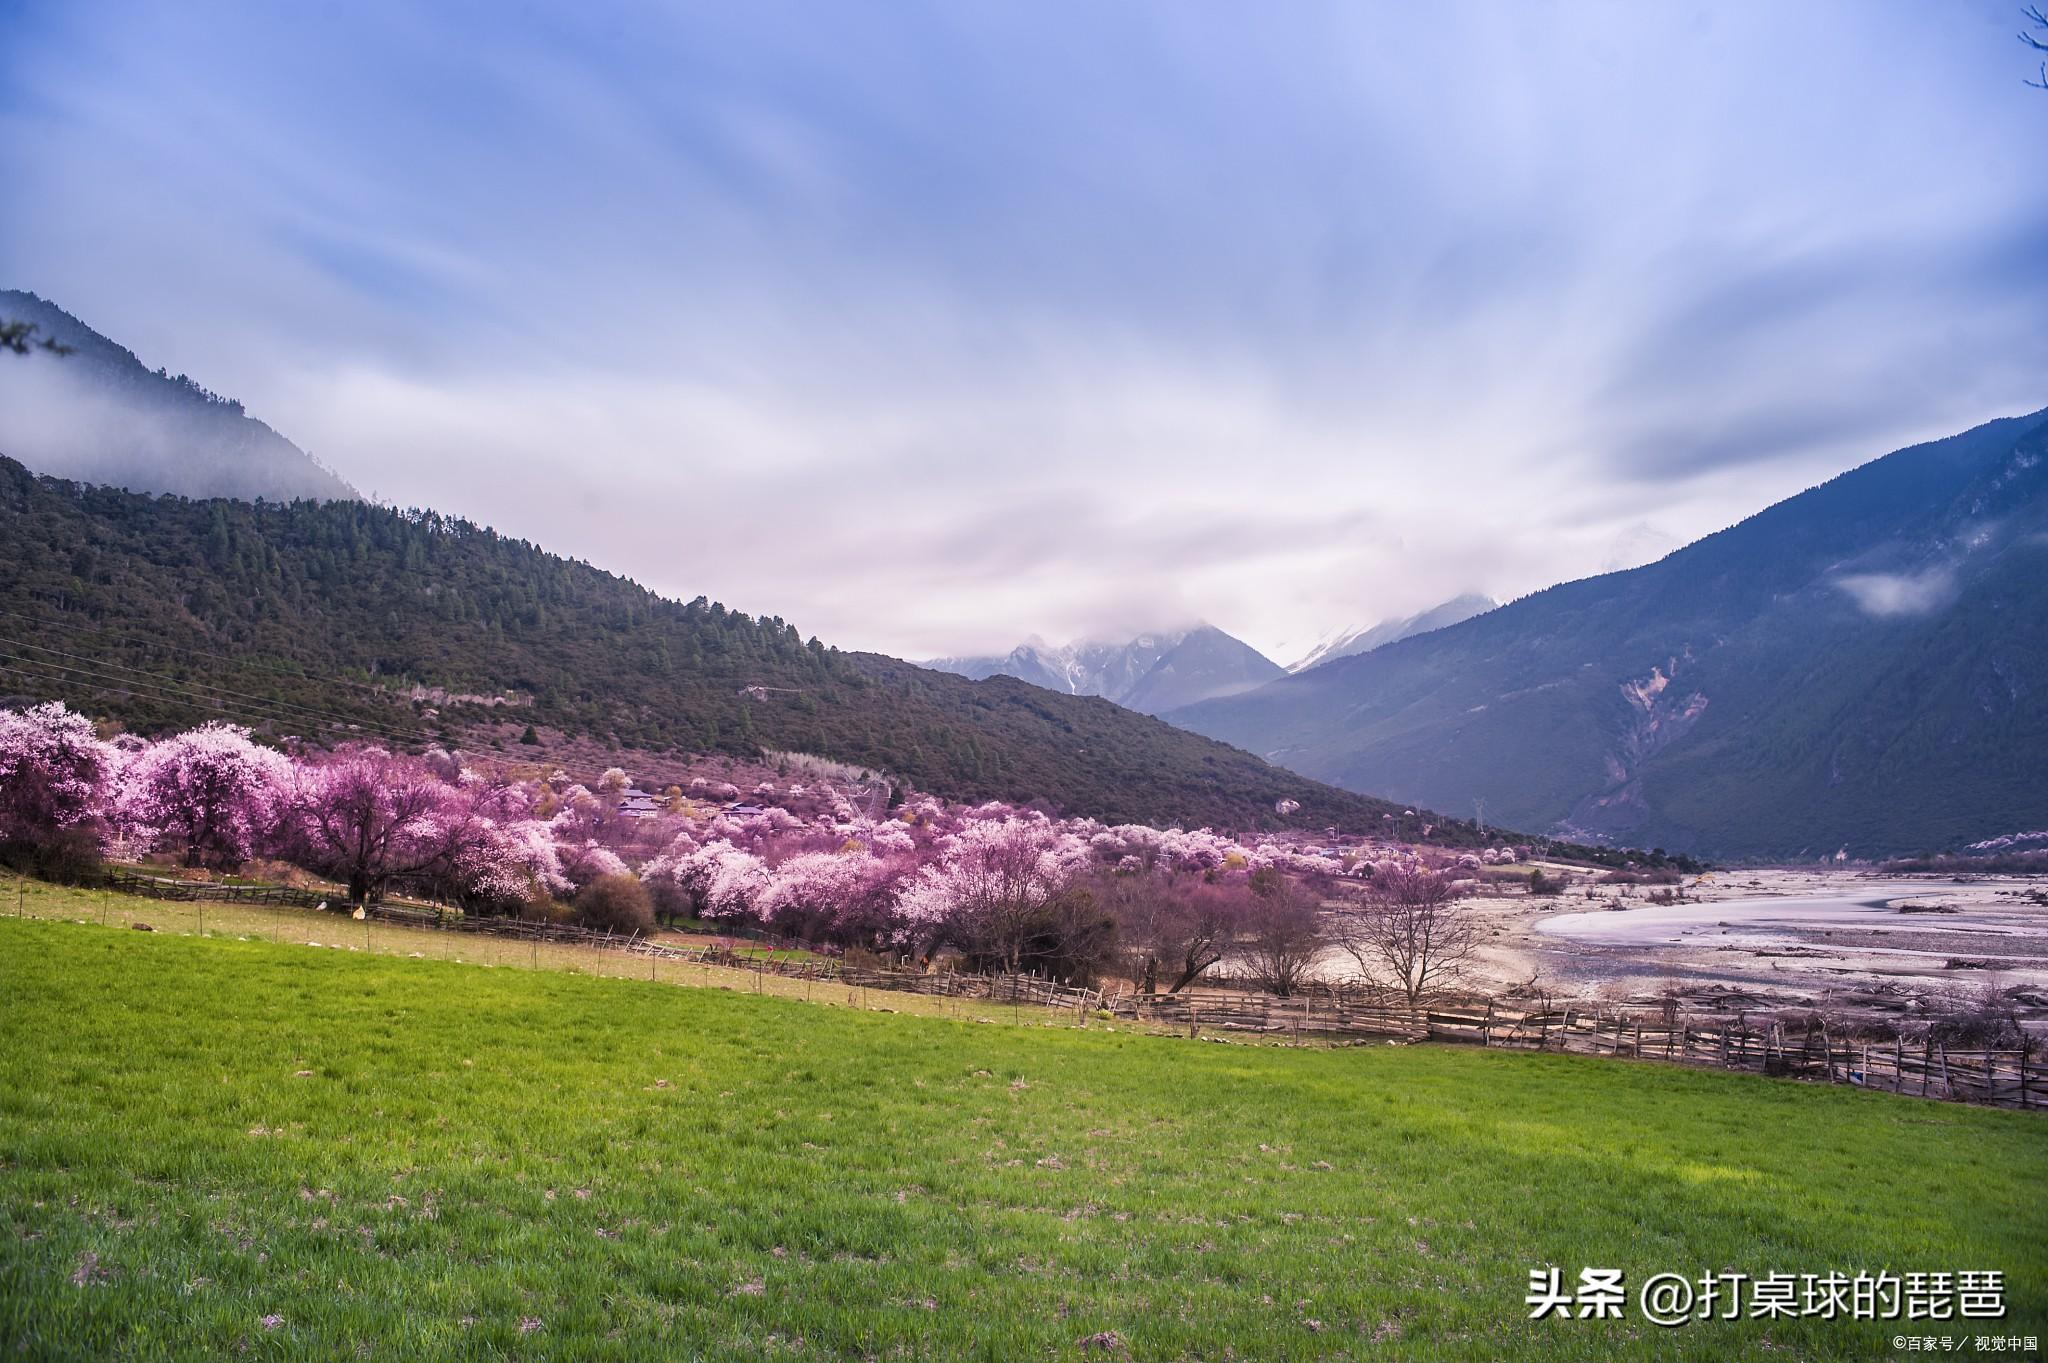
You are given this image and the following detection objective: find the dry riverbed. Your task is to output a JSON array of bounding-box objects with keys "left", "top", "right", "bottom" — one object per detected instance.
[{"left": 1450, "top": 867, "right": 2048, "bottom": 1026}]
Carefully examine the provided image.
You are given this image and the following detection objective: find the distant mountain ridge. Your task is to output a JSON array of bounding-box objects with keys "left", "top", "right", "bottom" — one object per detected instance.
[
  {"left": 1171, "top": 406, "right": 2048, "bottom": 860},
  {"left": 0, "top": 289, "right": 356, "bottom": 503},
  {"left": 1288, "top": 594, "right": 1497, "bottom": 672},
  {"left": 926, "top": 625, "right": 1285, "bottom": 715}
]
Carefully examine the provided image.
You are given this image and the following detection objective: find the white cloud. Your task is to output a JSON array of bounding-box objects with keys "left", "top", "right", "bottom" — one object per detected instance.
[
  {"left": 1834, "top": 567, "right": 1959, "bottom": 619},
  {"left": 3, "top": 1, "right": 2043, "bottom": 659}
]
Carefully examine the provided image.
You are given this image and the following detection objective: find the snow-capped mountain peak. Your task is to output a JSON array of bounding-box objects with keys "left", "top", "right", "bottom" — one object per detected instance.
[
  {"left": 1287, "top": 594, "right": 1496, "bottom": 672},
  {"left": 923, "top": 625, "right": 1279, "bottom": 714}
]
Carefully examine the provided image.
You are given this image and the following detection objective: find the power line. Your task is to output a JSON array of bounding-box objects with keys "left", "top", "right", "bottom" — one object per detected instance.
[
  {"left": 0, "top": 661, "right": 363, "bottom": 735},
  {"left": 0, "top": 631, "right": 424, "bottom": 742},
  {"left": 0, "top": 609, "right": 562, "bottom": 756},
  {"left": 0, "top": 634, "right": 427, "bottom": 742},
  {"left": 0, "top": 613, "right": 669, "bottom": 789},
  {"left": 0, "top": 604, "right": 466, "bottom": 700},
  {"left": 0, "top": 653, "right": 406, "bottom": 744},
  {"left": 0, "top": 658, "right": 704, "bottom": 800},
  {"left": 0, "top": 648, "right": 431, "bottom": 748}
]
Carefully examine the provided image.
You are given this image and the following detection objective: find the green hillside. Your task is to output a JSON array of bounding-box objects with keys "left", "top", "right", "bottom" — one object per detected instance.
[{"left": 0, "top": 455, "right": 1446, "bottom": 838}]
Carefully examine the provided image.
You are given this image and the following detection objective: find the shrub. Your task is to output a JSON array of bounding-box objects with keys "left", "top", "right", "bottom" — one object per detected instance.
[
  {"left": 1234, "top": 874, "right": 1323, "bottom": 997},
  {"left": 1596, "top": 868, "right": 1682, "bottom": 886},
  {"left": 1924, "top": 983, "right": 2033, "bottom": 1051},
  {"left": 2, "top": 826, "right": 105, "bottom": 885},
  {"left": 518, "top": 895, "right": 573, "bottom": 925},
  {"left": 573, "top": 874, "right": 655, "bottom": 935}
]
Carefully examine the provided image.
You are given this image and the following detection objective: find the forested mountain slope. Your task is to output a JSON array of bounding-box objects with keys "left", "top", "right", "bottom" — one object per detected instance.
[
  {"left": 1173, "top": 407, "right": 2048, "bottom": 859},
  {"left": 0, "top": 457, "right": 1461, "bottom": 839}
]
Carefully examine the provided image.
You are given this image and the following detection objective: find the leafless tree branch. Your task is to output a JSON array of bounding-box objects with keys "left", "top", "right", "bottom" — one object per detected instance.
[{"left": 1328, "top": 864, "right": 1479, "bottom": 1009}]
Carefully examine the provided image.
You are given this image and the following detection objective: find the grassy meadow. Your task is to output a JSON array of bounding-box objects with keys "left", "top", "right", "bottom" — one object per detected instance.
[
  {"left": 0, "top": 878, "right": 962, "bottom": 1021},
  {"left": 1, "top": 905, "right": 2043, "bottom": 1361}
]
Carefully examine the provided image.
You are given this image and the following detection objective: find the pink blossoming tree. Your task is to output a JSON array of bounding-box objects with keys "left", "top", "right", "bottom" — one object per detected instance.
[
  {"left": 0, "top": 701, "right": 117, "bottom": 851},
  {"left": 285, "top": 747, "right": 491, "bottom": 906},
  {"left": 895, "top": 818, "right": 1092, "bottom": 971},
  {"left": 757, "top": 849, "right": 910, "bottom": 945},
  {"left": 115, "top": 722, "right": 292, "bottom": 870}
]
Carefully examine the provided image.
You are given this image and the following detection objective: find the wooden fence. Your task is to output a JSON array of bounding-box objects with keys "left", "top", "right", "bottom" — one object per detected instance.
[
  {"left": 627, "top": 936, "right": 1105, "bottom": 1010},
  {"left": 85, "top": 869, "right": 1106, "bottom": 1008},
  {"left": 1112, "top": 987, "right": 2037, "bottom": 1109},
  {"left": 100, "top": 867, "right": 334, "bottom": 911},
  {"left": 59, "top": 871, "right": 2039, "bottom": 1112},
  {"left": 1456, "top": 1003, "right": 2036, "bottom": 1108}
]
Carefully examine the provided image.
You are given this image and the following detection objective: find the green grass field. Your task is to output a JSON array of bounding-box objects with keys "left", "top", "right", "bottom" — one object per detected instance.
[
  {"left": 0, "top": 878, "right": 975, "bottom": 1023},
  {"left": 1, "top": 911, "right": 2042, "bottom": 1361}
]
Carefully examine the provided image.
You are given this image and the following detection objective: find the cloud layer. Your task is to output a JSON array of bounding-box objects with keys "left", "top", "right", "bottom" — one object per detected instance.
[{"left": 3, "top": 2, "right": 2044, "bottom": 658}]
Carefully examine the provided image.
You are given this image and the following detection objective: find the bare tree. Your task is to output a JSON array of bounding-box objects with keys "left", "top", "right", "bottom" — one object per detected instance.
[
  {"left": 2026, "top": 4, "right": 2048, "bottom": 89},
  {"left": 1101, "top": 871, "right": 1242, "bottom": 993},
  {"left": 1234, "top": 869, "right": 1323, "bottom": 997},
  {"left": 1330, "top": 864, "right": 1479, "bottom": 1009}
]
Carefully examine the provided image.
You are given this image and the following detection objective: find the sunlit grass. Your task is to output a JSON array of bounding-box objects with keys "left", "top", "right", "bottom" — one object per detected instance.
[
  {"left": 0, "top": 879, "right": 1005, "bottom": 1023},
  {"left": 0, "top": 909, "right": 2042, "bottom": 1360}
]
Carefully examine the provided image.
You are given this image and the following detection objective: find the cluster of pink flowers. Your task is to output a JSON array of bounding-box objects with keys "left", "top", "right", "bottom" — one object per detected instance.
[
  {"left": 115, "top": 722, "right": 294, "bottom": 869},
  {"left": 0, "top": 702, "right": 120, "bottom": 846},
  {"left": 1, "top": 703, "right": 1464, "bottom": 961}
]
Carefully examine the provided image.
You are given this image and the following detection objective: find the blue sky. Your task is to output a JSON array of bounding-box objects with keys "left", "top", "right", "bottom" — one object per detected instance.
[{"left": 3, "top": 2, "right": 2044, "bottom": 660}]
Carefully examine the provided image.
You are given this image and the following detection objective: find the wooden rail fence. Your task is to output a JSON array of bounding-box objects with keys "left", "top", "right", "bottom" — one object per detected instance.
[
  {"left": 1113, "top": 987, "right": 2037, "bottom": 1109},
  {"left": 99, "top": 867, "right": 335, "bottom": 911},
  {"left": 44, "top": 871, "right": 2039, "bottom": 1112}
]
